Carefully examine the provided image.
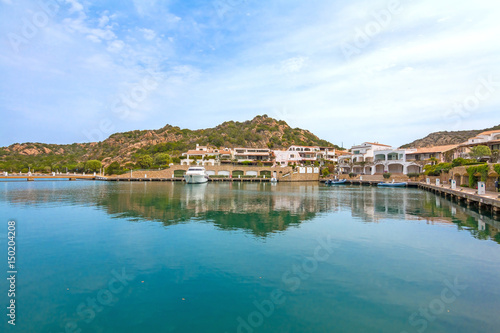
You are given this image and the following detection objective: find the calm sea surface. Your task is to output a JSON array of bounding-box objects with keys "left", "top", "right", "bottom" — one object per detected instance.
[{"left": 1, "top": 181, "right": 500, "bottom": 333}]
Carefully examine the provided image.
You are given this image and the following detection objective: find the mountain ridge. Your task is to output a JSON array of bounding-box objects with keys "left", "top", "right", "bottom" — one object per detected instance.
[
  {"left": 0, "top": 115, "right": 339, "bottom": 171},
  {"left": 400, "top": 124, "right": 500, "bottom": 148}
]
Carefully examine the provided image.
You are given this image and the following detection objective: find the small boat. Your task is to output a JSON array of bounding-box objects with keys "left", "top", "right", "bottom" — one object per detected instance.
[
  {"left": 270, "top": 177, "right": 278, "bottom": 183},
  {"left": 326, "top": 179, "right": 347, "bottom": 185},
  {"left": 377, "top": 180, "right": 407, "bottom": 187},
  {"left": 184, "top": 167, "right": 209, "bottom": 184}
]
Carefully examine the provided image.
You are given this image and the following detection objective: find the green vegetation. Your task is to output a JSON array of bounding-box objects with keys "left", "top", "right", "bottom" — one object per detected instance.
[
  {"left": 0, "top": 115, "right": 340, "bottom": 172},
  {"left": 469, "top": 145, "right": 492, "bottom": 161},
  {"left": 466, "top": 164, "right": 489, "bottom": 188},
  {"left": 493, "top": 164, "right": 500, "bottom": 176},
  {"left": 383, "top": 173, "right": 391, "bottom": 179},
  {"left": 424, "top": 163, "right": 452, "bottom": 176},
  {"left": 322, "top": 168, "right": 330, "bottom": 177},
  {"left": 401, "top": 123, "right": 500, "bottom": 148},
  {"left": 451, "top": 157, "right": 478, "bottom": 167},
  {"left": 85, "top": 160, "right": 102, "bottom": 173},
  {"left": 407, "top": 173, "right": 420, "bottom": 179},
  {"left": 136, "top": 155, "right": 153, "bottom": 169},
  {"left": 153, "top": 153, "right": 172, "bottom": 167},
  {"left": 105, "top": 162, "right": 121, "bottom": 175}
]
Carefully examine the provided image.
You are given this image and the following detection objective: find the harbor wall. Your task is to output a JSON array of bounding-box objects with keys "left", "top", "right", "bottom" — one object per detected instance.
[{"left": 115, "top": 165, "right": 320, "bottom": 182}]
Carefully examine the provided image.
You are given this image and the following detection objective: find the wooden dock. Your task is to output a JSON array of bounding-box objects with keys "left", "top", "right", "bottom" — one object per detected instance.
[
  {"left": 319, "top": 178, "right": 500, "bottom": 219},
  {"left": 417, "top": 183, "right": 500, "bottom": 217}
]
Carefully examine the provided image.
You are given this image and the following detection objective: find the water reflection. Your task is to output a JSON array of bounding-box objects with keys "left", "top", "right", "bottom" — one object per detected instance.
[
  {"left": 1, "top": 181, "right": 499, "bottom": 242},
  {"left": 98, "top": 182, "right": 334, "bottom": 236}
]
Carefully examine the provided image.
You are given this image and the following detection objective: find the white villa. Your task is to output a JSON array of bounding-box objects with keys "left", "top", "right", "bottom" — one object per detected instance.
[
  {"left": 459, "top": 129, "right": 500, "bottom": 155},
  {"left": 181, "top": 144, "right": 221, "bottom": 166},
  {"left": 338, "top": 142, "right": 392, "bottom": 174},
  {"left": 339, "top": 142, "right": 427, "bottom": 175},
  {"left": 373, "top": 148, "right": 421, "bottom": 174},
  {"left": 273, "top": 145, "right": 339, "bottom": 166},
  {"left": 233, "top": 147, "right": 272, "bottom": 163}
]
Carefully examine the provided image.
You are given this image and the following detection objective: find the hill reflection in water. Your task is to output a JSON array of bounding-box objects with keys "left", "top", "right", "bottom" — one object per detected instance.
[{"left": 1, "top": 181, "right": 499, "bottom": 241}]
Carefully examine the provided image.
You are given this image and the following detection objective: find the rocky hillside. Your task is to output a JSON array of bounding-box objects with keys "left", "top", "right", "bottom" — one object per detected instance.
[
  {"left": 0, "top": 115, "right": 339, "bottom": 171},
  {"left": 400, "top": 124, "right": 500, "bottom": 148}
]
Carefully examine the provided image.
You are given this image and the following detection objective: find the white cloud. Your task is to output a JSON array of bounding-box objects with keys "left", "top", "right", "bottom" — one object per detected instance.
[
  {"left": 65, "top": 0, "right": 84, "bottom": 14},
  {"left": 280, "top": 56, "right": 307, "bottom": 74},
  {"left": 140, "top": 28, "right": 156, "bottom": 41},
  {"left": 1, "top": 0, "right": 499, "bottom": 146},
  {"left": 107, "top": 40, "right": 125, "bottom": 53}
]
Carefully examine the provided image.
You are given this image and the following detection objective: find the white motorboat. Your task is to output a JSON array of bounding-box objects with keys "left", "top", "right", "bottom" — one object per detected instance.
[{"left": 184, "top": 167, "right": 209, "bottom": 184}]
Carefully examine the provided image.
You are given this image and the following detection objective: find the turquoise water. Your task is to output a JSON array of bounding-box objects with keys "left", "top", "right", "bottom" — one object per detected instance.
[{"left": 1, "top": 181, "right": 500, "bottom": 333}]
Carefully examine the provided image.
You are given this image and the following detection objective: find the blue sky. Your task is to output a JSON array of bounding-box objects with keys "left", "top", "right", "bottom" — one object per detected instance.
[{"left": 1, "top": 0, "right": 499, "bottom": 148}]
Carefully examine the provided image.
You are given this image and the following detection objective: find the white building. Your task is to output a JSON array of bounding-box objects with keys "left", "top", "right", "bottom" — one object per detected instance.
[
  {"left": 181, "top": 144, "right": 220, "bottom": 166},
  {"left": 233, "top": 147, "right": 272, "bottom": 163},
  {"left": 273, "top": 145, "right": 339, "bottom": 166},
  {"left": 459, "top": 130, "right": 500, "bottom": 158},
  {"left": 373, "top": 148, "right": 421, "bottom": 174},
  {"left": 339, "top": 142, "right": 391, "bottom": 174},
  {"left": 339, "top": 142, "right": 425, "bottom": 175}
]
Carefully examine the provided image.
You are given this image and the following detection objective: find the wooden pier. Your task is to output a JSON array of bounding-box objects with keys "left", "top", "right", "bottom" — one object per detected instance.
[{"left": 417, "top": 183, "right": 500, "bottom": 217}]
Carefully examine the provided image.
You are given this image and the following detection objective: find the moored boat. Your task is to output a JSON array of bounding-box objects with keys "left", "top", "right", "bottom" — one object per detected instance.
[
  {"left": 377, "top": 181, "right": 407, "bottom": 187},
  {"left": 184, "top": 167, "right": 209, "bottom": 184},
  {"left": 326, "top": 179, "right": 347, "bottom": 185}
]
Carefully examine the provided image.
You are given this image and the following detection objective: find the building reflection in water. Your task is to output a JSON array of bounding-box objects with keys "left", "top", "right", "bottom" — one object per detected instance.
[{"left": 1, "top": 181, "right": 499, "bottom": 242}]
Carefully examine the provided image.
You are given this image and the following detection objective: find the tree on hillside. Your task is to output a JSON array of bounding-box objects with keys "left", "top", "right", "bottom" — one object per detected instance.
[
  {"left": 469, "top": 145, "right": 492, "bottom": 161},
  {"left": 154, "top": 153, "right": 172, "bottom": 166},
  {"left": 105, "top": 162, "right": 121, "bottom": 175},
  {"left": 137, "top": 155, "right": 153, "bottom": 169},
  {"left": 85, "top": 160, "right": 102, "bottom": 172}
]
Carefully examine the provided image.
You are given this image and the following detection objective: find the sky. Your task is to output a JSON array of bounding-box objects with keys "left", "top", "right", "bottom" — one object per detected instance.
[{"left": 1, "top": 0, "right": 499, "bottom": 148}]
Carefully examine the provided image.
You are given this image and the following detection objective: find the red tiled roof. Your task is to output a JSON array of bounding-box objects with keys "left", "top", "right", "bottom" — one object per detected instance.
[
  {"left": 478, "top": 129, "right": 500, "bottom": 136},
  {"left": 406, "top": 144, "right": 458, "bottom": 154},
  {"left": 363, "top": 142, "right": 392, "bottom": 147},
  {"left": 185, "top": 150, "right": 207, "bottom": 155}
]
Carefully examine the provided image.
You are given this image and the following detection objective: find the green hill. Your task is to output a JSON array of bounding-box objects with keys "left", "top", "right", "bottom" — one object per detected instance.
[
  {"left": 400, "top": 124, "right": 500, "bottom": 148},
  {"left": 0, "top": 115, "right": 339, "bottom": 172}
]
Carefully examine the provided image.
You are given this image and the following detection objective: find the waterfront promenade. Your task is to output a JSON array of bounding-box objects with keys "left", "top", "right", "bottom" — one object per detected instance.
[{"left": 0, "top": 174, "right": 97, "bottom": 181}]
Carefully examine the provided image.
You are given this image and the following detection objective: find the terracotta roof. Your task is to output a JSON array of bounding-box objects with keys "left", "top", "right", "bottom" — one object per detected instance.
[
  {"left": 235, "top": 152, "right": 270, "bottom": 156},
  {"left": 478, "top": 129, "right": 500, "bottom": 136},
  {"left": 290, "top": 145, "right": 320, "bottom": 149},
  {"left": 185, "top": 150, "right": 208, "bottom": 155},
  {"left": 363, "top": 142, "right": 392, "bottom": 147},
  {"left": 407, "top": 144, "right": 458, "bottom": 154}
]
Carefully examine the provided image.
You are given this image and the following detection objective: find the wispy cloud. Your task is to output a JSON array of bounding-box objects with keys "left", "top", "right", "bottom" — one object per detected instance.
[{"left": 0, "top": 0, "right": 499, "bottom": 146}]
